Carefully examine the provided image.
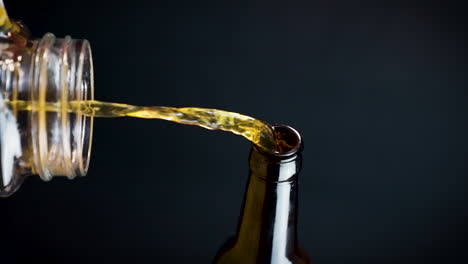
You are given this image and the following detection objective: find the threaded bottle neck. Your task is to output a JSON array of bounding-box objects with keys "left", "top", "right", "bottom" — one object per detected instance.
[{"left": 29, "top": 33, "right": 94, "bottom": 181}]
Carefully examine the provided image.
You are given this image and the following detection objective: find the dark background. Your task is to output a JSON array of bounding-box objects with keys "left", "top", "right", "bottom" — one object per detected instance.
[{"left": 1, "top": 0, "right": 467, "bottom": 263}]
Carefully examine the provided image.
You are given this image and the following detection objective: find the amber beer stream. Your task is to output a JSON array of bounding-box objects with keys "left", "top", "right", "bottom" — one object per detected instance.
[{"left": 6, "top": 99, "right": 280, "bottom": 152}]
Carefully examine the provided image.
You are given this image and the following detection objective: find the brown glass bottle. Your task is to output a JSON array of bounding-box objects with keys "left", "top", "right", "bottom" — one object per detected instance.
[{"left": 214, "top": 125, "right": 310, "bottom": 264}]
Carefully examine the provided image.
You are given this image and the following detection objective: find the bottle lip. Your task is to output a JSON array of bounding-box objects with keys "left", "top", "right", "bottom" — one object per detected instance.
[
  {"left": 30, "top": 33, "right": 94, "bottom": 180},
  {"left": 255, "top": 124, "right": 303, "bottom": 159}
]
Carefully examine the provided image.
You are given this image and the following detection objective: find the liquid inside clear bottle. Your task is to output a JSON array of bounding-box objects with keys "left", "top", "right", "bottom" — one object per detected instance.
[{"left": 0, "top": 7, "right": 94, "bottom": 196}]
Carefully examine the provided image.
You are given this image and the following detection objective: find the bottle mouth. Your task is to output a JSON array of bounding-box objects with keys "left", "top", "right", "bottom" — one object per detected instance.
[
  {"left": 30, "top": 33, "right": 94, "bottom": 181},
  {"left": 250, "top": 125, "right": 303, "bottom": 181},
  {"left": 256, "top": 125, "right": 303, "bottom": 158}
]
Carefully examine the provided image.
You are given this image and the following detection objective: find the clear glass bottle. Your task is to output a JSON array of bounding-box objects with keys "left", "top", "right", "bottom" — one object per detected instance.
[
  {"left": 214, "top": 125, "right": 310, "bottom": 264},
  {"left": 0, "top": 13, "right": 94, "bottom": 196}
]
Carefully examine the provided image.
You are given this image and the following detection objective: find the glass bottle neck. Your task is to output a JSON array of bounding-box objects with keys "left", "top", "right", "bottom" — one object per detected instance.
[
  {"left": 236, "top": 173, "right": 299, "bottom": 261},
  {"left": 232, "top": 146, "right": 302, "bottom": 262}
]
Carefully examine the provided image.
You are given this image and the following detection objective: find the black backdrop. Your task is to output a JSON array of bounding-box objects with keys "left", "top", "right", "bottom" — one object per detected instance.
[{"left": 1, "top": 0, "right": 467, "bottom": 263}]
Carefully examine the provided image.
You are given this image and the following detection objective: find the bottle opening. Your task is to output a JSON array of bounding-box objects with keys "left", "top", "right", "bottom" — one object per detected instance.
[
  {"left": 258, "top": 125, "right": 303, "bottom": 158},
  {"left": 75, "top": 38, "right": 94, "bottom": 177},
  {"left": 30, "top": 34, "right": 94, "bottom": 180},
  {"left": 250, "top": 125, "right": 303, "bottom": 181}
]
